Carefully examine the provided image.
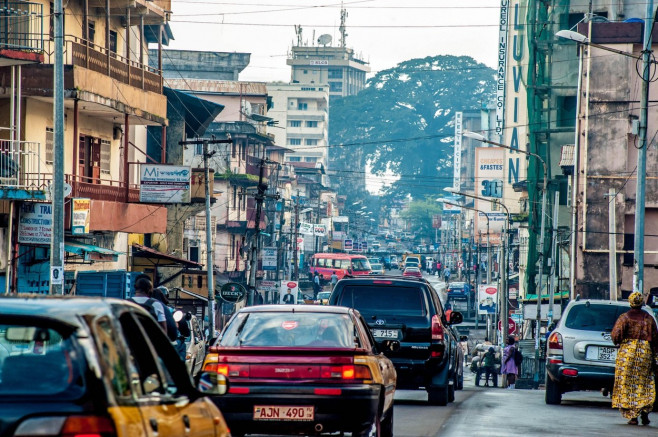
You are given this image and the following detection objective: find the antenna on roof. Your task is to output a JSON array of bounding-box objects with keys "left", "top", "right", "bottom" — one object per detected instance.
[
  {"left": 339, "top": 1, "right": 348, "bottom": 48},
  {"left": 294, "top": 24, "right": 303, "bottom": 46}
]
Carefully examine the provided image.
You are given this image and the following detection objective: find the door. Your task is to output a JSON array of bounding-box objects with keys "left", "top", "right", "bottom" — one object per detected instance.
[
  {"left": 78, "top": 135, "right": 87, "bottom": 181},
  {"left": 91, "top": 138, "right": 101, "bottom": 182},
  {"left": 121, "top": 311, "right": 224, "bottom": 437}
]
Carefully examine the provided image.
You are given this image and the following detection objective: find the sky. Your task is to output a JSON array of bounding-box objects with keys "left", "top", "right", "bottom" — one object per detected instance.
[{"left": 167, "top": 0, "right": 500, "bottom": 82}]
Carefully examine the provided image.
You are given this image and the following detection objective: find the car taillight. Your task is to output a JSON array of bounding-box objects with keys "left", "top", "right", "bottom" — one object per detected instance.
[
  {"left": 320, "top": 364, "right": 371, "bottom": 380},
  {"left": 14, "top": 415, "right": 116, "bottom": 437},
  {"left": 205, "top": 363, "right": 249, "bottom": 378},
  {"left": 547, "top": 331, "right": 563, "bottom": 355},
  {"left": 431, "top": 315, "right": 444, "bottom": 341}
]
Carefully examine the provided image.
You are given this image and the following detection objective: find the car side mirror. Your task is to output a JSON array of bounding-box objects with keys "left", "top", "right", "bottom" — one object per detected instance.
[
  {"left": 448, "top": 311, "right": 463, "bottom": 325},
  {"left": 197, "top": 372, "right": 229, "bottom": 395}
]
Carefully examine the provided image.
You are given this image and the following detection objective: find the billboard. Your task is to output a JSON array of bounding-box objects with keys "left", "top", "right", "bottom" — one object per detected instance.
[
  {"left": 140, "top": 164, "right": 191, "bottom": 203},
  {"left": 261, "top": 247, "right": 277, "bottom": 271},
  {"left": 18, "top": 203, "right": 52, "bottom": 245},
  {"left": 474, "top": 147, "right": 506, "bottom": 239},
  {"left": 453, "top": 112, "right": 463, "bottom": 190},
  {"left": 478, "top": 284, "right": 498, "bottom": 315},
  {"left": 71, "top": 198, "right": 91, "bottom": 235}
]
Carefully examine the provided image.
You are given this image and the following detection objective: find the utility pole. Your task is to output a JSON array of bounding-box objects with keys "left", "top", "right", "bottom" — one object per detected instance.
[
  {"left": 633, "top": 0, "right": 654, "bottom": 297},
  {"left": 548, "top": 191, "right": 560, "bottom": 324},
  {"left": 607, "top": 189, "right": 618, "bottom": 301},
  {"left": 50, "top": 0, "right": 65, "bottom": 294},
  {"left": 179, "top": 137, "right": 233, "bottom": 338},
  {"left": 247, "top": 158, "right": 279, "bottom": 306},
  {"left": 293, "top": 193, "right": 300, "bottom": 280}
]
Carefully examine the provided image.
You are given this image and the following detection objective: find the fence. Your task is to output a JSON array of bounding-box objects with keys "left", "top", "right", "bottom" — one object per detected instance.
[
  {"left": 0, "top": 140, "right": 42, "bottom": 189},
  {"left": 0, "top": 2, "right": 43, "bottom": 52}
]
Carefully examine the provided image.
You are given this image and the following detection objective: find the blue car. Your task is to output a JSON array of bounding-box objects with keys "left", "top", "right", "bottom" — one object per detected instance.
[{"left": 447, "top": 282, "right": 472, "bottom": 301}]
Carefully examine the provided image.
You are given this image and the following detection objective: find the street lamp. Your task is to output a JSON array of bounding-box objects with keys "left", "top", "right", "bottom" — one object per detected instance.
[
  {"left": 462, "top": 131, "right": 547, "bottom": 389},
  {"left": 557, "top": 14, "right": 654, "bottom": 299}
]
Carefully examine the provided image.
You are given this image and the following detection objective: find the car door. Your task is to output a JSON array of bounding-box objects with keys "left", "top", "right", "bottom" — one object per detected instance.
[
  {"left": 129, "top": 311, "right": 227, "bottom": 437},
  {"left": 92, "top": 316, "right": 147, "bottom": 437}
]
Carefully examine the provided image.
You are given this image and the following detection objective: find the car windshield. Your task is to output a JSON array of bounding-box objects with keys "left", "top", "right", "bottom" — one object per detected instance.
[
  {"left": 338, "top": 285, "right": 427, "bottom": 317},
  {"left": 449, "top": 283, "right": 466, "bottom": 289},
  {"left": 221, "top": 312, "right": 356, "bottom": 348},
  {"left": 351, "top": 258, "right": 371, "bottom": 271},
  {"left": 564, "top": 304, "right": 632, "bottom": 332},
  {"left": 317, "top": 292, "right": 331, "bottom": 300},
  {"left": 0, "top": 323, "right": 84, "bottom": 396}
]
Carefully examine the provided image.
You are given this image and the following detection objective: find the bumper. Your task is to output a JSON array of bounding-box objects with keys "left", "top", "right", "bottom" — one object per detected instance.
[
  {"left": 391, "top": 357, "right": 447, "bottom": 390},
  {"left": 546, "top": 360, "right": 615, "bottom": 392},
  {"left": 211, "top": 384, "right": 381, "bottom": 435}
]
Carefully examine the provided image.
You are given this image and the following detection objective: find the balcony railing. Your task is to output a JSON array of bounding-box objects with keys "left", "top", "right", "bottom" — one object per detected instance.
[
  {"left": 0, "top": 2, "right": 43, "bottom": 52},
  {"left": 44, "top": 36, "right": 162, "bottom": 94},
  {"left": 65, "top": 174, "right": 140, "bottom": 203},
  {"left": 0, "top": 140, "right": 42, "bottom": 190}
]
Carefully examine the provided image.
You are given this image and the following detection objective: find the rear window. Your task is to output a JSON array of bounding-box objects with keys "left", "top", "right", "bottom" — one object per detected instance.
[
  {"left": 221, "top": 312, "right": 356, "bottom": 348},
  {"left": 351, "top": 258, "right": 370, "bottom": 271},
  {"left": 565, "top": 304, "right": 631, "bottom": 332},
  {"left": 338, "top": 285, "right": 427, "bottom": 317},
  {"left": 0, "top": 324, "right": 84, "bottom": 396}
]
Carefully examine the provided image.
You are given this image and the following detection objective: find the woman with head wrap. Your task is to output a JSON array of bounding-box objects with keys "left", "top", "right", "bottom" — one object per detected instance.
[{"left": 611, "top": 292, "right": 658, "bottom": 425}]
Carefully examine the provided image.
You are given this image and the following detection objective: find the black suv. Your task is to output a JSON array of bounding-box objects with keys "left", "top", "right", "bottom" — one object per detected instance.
[{"left": 329, "top": 276, "right": 463, "bottom": 405}]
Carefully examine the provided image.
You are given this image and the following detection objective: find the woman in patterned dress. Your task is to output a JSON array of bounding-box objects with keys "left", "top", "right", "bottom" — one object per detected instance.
[{"left": 611, "top": 291, "right": 658, "bottom": 425}]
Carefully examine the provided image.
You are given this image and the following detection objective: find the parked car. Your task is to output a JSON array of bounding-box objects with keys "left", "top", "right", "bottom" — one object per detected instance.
[
  {"left": 403, "top": 266, "right": 423, "bottom": 278},
  {"left": 203, "top": 305, "right": 397, "bottom": 436},
  {"left": 545, "top": 299, "right": 657, "bottom": 405},
  {"left": 315, "top": 291, "right": 331, "bottom": 305},
  {"left": 329, "top": 276, "right": 463, "bottom": 405},
  {"left": 370, "top": 262, "right": 385, "bottom": 275},
  {"left": 176, "top": 311, "right": 207, "bottom": 378},
  {"left": 0, "top": 296, "right": 230, "bottom": 437}
]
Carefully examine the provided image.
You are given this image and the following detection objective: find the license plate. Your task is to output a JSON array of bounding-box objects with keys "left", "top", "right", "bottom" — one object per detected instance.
[
  {"left": 373, "top": 329, "right": 399, "bottom": 339},
  {"left": 585, "top": 346, "right": 617, "bottom": 362},
  {"left": 253, "top": 406, "right": 314, "bottom": 421}
]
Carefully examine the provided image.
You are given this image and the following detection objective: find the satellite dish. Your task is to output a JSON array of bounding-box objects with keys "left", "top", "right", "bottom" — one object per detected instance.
[{"left": 317, "top": 34, "right": 332, "bottom": 47}]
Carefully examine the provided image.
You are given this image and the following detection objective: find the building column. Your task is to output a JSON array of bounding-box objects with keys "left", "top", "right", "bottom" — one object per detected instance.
[
  {"left": 72, "top": 99, "right": 79, "bottom": 196},
  {"left": 124, "top": 114, "right": 130, "bottom": 202}
]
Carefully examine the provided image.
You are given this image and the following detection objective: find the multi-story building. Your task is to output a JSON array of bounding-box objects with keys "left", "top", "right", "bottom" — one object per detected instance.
[
  {"left": 0, "top": 0, "right": 172, "bottom": 293},
  {"left": 267, "top": 82, "right": 329, "bottom": 170}
]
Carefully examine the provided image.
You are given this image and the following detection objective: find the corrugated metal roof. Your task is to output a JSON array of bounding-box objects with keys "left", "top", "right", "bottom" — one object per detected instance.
[
  {"left": 559, "top": 145, "right": 575, "bottom": 167},
  {"left": 163, "top": 79, "right": 268, "bottom": 95}
]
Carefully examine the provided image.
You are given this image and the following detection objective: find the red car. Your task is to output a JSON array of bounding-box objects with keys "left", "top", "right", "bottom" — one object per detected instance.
[
  {"left": 202, "top": 305, "right": 397, "bottom": 437},
  {"left": 403, "top": 266, "right": 423, "bottom": 278}
]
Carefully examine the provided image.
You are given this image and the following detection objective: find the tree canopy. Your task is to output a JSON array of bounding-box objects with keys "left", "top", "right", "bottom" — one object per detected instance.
[
  {"left": 329, "top": 55, "right": 495, "bottom": 202},
  {"left": 399, "top": 198, "right": 443, "bottom": 243}
]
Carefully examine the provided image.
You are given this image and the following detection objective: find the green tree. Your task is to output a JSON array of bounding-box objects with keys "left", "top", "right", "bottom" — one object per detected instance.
[
  {"left": 329, "top": 55, "right": 495, "bottom": 201},
  {"left": 399, "top": 198, "right": 443, "bottom": 242}
]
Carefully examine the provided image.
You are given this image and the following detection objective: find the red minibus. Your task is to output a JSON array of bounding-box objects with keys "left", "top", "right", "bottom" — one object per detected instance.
[{"left": 309, "top": 253, "right": 372, "bottom": 280}]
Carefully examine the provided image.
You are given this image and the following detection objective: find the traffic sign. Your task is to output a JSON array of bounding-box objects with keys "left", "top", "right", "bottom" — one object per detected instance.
[
  {"left": 457, "top": 260, "right": 464, "bottom": 269},
  {"left": 498, "top": 317, "right": 517, "bottom": 335}
]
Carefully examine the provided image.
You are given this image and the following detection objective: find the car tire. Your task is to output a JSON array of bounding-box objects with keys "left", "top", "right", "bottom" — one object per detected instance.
[
  {"left": 380, "top": 404, "right": 394, "bottom": 437},
  {"left": 427, "top": 385, "right": 449, "bottom": 406},
  {"left": 457, "top": 372, "right": 464, "bottom": 390},
  {"left": 545, "top": 375, "right": 562, "bottom": 405},
  {"left": 448, "top": 381, "right": 455, "bottom": 402}
]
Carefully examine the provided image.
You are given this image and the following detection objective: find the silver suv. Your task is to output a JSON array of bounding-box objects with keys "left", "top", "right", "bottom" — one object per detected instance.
[{"left": 545, "top": 299, "right": 656, "bottom": 405}]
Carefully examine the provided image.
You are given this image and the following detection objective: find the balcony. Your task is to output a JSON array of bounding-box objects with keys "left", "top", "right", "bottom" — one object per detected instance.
[
  {"left": 65, "top": 174, "right": 140, "bottom": 203},
  {"left": 0, "top": 2, "right": 44, "bottom": 65},
  {"left": 0, "top": 140, "right": 45, "bottom": 199},
  {"left": 43, "top": 36, "right": 162, "bottom": 94}
]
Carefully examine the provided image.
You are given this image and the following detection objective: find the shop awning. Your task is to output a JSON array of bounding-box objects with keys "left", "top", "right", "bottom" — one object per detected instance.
[
  {"left": 163, "top": 87, "right": 224, "bottom": 138},
  {"left": 65, "top": 241, "right": 121, "bottom": 262},
  {"left": 131, "top": 244, "right": 202, "bottom": 268}
]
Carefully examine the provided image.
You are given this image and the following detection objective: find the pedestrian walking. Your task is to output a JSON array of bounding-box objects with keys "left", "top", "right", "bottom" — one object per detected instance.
[
  {"left": 443, "top": 267, "right": 451, "bottom": 284},
  {"left": 129, "top": 276, "right": 167, "bottom": 333},
  {"left": 482, "top": 347, "right": 498, "bottom": 387},
  {"left": 330, "top": 271, "right": 338, "bottom": 289},
  {"left": 611, "top": 291, "right": 658, "bottom": 426},
  {"left": 313, "top": 272, "right": 321, "bottom": 298},
  {"left": 501, "top": 335, "right": 519, "bottom": 389}
]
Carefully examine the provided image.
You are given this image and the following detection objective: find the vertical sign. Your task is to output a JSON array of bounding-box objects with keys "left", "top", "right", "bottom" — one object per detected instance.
[
  {"left": 474, "top": 147, "right": 506, "bottom": 242},
  {"left": 453, "top": 112, "right": 463, "bottom": 190},
  {"left": 496, "top": 0, "right": 509, "bottom": 141},
  {"left": 71, "top": 198, "right": 91, "bottom": 235},
  {"left": 261, "top": 247, "right": 277, "bottom": 271}
]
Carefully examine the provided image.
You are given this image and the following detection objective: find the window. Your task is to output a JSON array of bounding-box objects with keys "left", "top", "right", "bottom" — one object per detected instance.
[
  {"left": 289, "top": 120, "right": 301, "bottom": 127},
  {"left": 297, "top": 102, "right": 308, "bottom": 110},
  {"left": 109, "top": 30, "right": 117, "bottom": 54},
  {"left": 306, "top": 121, "right": 318, "bottom": 128},
  {"left": 288, "top": 156, "right": 301, "bottom": 162},
  {"left": 303, "top": 70, "right": 308, "bottom": 74},
  {"left": 45, "top": 128, "right": 54, "bottom": 164},
  {"left": 87, "top": 20, "right": 95, "bottom": 44},
  {"left": 305, "top": 139, "right": 318, "bottom": 146},
  {"left": 557, "top": 95, "right": 577, "bottom": 127},
  {"left": 338, "top": 285, "right": 427, "bottom": 317},
  {"left": 194, "top": 144, "right": 203, "bottom": 155},
  {"left": 197, "top": 275, "right": 203, "bottom": 289},
  {"left": 100, "top": 140, "right": 111, "bottom": 175},
  {"left": 288, "top": 138, "right": 301, "bottom": 146},
  {"left": 329, "top": 82, "right": 343, "bottom": 93},
  {"left": 232, "top": 186, "right": 237, "bottom": 209},
  {"left": 565, "top": 304, "right": 631, "bottom": 332},
  {"left": 328, "top": 68, "right": 343, "bottom": 79},
  {"left": 231, "top": 235, "right": 236, "bottom": 259},
  {"left": 304, "top": 157, "right": 317, "bottom": 163},
  {"left": 94, "top": 318, "right": 132, "bottom": 400}
]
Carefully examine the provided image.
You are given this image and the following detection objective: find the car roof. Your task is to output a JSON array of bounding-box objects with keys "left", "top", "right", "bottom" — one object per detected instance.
[
  {"left": 238, "top": 304, "right": 352, "bottom": 314},
  {"left": 449, "top": 282, "right": 467, "bottom": 286},
  {"left": 338, "top": 275, "right": 430, "bottom": 285},
  {"left": 0, "top": 295, "right": 141, "bottom": 331}
]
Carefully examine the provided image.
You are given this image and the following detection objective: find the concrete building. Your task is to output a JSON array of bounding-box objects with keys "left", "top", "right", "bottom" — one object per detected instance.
[
  {"left": 0, "top": 0, "right": 173, "bottom": 293},
  {"left": 266, "top": 82, "right": 329, "bottom": 170},
  {"left": 149, "top": 49, "right": 251, "bottom": 81}
]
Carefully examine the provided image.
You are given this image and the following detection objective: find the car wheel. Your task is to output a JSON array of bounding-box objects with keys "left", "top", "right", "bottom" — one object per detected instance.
[
  {"left": 457, "top": 372, "right": 464, "bottom": 390},
  {"left": 545, "top": 375, "right": 562, "bottom": 405},
  {"left": 427, "top": 385, "right": 449, "bottom": 406},
  {"left": 380, "top": 404, "right": 394, "bottom": 437},
  {"left": 448, "top": 381, "right": 455, "bottom": 402}
]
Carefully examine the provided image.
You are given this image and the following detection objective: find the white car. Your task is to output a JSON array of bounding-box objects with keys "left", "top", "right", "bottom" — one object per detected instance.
[
  {"left": 175, "top": 311, "right": 206, "bottom": 378},
  {"left": 370, "top": 263, "right": 385, "bottom": 274}
]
